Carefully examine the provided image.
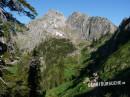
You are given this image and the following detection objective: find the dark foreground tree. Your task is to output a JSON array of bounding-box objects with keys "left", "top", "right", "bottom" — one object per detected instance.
[
  {"left": 0, "top": 0, "right": 37, "bottom": 96},
  {"left": 0, "top": 0, "right": 37, "bottom": 21},
  {"left": 28, "top": 49, "right": 42, "bottom": 97}
]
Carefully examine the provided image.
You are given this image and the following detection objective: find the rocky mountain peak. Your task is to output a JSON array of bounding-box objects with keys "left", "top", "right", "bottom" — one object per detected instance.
[
  {"left": 67, "top": 12, "right": 89, "bottom": 29},
  {"left": 27, "top": 9, "right": 66, "bottom": 29},
  {"left": 67, "top": 13, "right": 117, "bottom": 41},
  {"left": 42, "top": 9, "right": 66, "bottom": 29},
  {"left": 14, "top": 10, "right": 117, "bottom": 51},
  {"left": 45, "top": 9, "right": 64, "bottom": 18},
  {"left": 70, "top": 11, "right": 88, "bottom": 18}
]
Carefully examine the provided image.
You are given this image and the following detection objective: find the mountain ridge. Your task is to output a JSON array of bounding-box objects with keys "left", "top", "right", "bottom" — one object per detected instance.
[{"left": 14, "top": 9, "right": 117, "bottom": 51}]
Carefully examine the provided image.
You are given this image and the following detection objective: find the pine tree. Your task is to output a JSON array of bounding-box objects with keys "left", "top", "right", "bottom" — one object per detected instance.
[
  {"left": 0, "top": 0, "right": 37, "bottom": 93},
  {"left": 0, "top": 0, "right": 37, "bottom": 21},
  {"left": 28, "top": 49, "right": 42, "bottom": 97}
]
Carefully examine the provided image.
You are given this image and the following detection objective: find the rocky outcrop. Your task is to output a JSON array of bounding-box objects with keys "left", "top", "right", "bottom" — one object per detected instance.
[
  {"left": 14, "top": 9, "right": 68, "bottom": 51},
  {"left": 14, "top": 9, "right": 117, "bottom": 51},
  {"left": 67, "top": 12, "right": 117, "bottom": 41}
]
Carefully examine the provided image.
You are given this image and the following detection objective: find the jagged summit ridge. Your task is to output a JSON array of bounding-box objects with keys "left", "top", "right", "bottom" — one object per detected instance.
[
  {"left": 27, "top": 9, "right": 66, "bottom": 29},
  {"left": 14, "top": 9, "right": 117, "bottom": 51},
  {"left": 15, "top": 10, "right": 67, "bottom": 51},
  {"left": 67, "top": 11, "right": 89, "bottom": 29},
  {"left": 67, "top": 13, "right": 117, "bottom": 40},
  {"left": 45, "top": 9, "right": 65, "bottom": 18}
]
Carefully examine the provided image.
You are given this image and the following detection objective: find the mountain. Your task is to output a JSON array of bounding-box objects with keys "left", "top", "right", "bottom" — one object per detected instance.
[
  {"left": 14, "top": 9, "right": 117, "bottom": 51},
  {"left": 2, "top": 9, "right": 128, "bottom": 97},
  {"left": 45, "top": 17, "right": 130, "bottom": 97}
]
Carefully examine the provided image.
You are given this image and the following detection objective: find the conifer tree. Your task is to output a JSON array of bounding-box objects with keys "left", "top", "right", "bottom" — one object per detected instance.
[
  {"left": 28, "top": 49, "right": 42, "bottom": 97},
  {"left": 0, "top": 0, "right": 37, "bottom": 91},
  {"left": 0, "top": 0, "right": 37, "bottom": 21}
]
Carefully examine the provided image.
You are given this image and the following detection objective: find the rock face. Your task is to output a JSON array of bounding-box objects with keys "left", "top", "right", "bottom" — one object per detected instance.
[
  {"left": 14, "top": 9, "right": 67, "bottom": 51},
  {"left": 14, "top": 9, "right": 117, "bottom": 51},
  {"left": 67, "top": 12, "right": 117, "bottom": 41}
]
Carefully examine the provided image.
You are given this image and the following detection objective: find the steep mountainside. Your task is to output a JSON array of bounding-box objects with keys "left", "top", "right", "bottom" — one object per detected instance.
[{"left": 45, "top": 17, "right": 130, "bottom": 97}]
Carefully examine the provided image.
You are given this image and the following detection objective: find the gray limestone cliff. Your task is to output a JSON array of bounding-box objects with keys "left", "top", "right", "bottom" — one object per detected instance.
[
  {"left": 14, "top": 9, "right": 117, "bottom": 51},
  {"left": 67, "top": 12, "right": 117, "bottom": 41}
]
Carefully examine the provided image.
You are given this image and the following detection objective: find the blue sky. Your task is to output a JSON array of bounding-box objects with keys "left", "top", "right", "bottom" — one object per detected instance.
[{"left": 14, "top": 0, "right": 130, "bottom": 26}]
